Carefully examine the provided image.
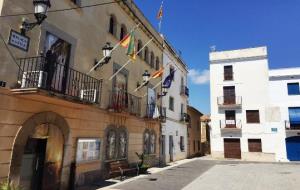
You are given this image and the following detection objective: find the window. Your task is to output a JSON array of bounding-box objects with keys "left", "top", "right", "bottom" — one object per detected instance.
[
  {"left": 150, "top": 52, "right": 155, "bottom": 68},
  {"left": 76, "top": 138, "right": 101, "bottom": 162},
  {"left": 120, "top": 25, "right": 127, "bottom": 40},
  {"left": 248, "top": 139, "right": 262, "bottom": 152},
  {"left": 169, "top": 96, "right": 174, "bottom": 111},
  {"left": 144, "top": 129, "right": 156, "bottom": 154},
  {"left": 137, "top": 40, "right": 143, "bottom": 58},
  {"left": 287, "top": 83, "right": 300, "bottom": 95},
  {"left": 170, "top": 66, "right": 175, "bottom": 81},
  {"left": 193, "top": 140, "right": 196, "bottom": 152},
  {"left": 71, "top": 0, "right": 81, "bottom": 6},
  {"left": 198, "top": 141, "right": 201, "bottom": 151},
  {"left": 144, "top": 47, "right": 149, "bottom": 63},
  {"left": 106, "top": 128, "right": 128, "bottom": 160},
  {"left": 289, "top": 107, "right": 300, "bottom": 129},
  {"left": 224, "top": 65, "right": 233, "bottom": 81},
  {"left": 180, "top": 136, "right": 185, "bottom": 151},
  {"left": 246, "top": 110, "right": 260, "bottom": 123},
  {"left": 155, "top": 57, "right": 160, "bottom": 70},
  {"left": 109, "top": 15, "right": 116, "bottom": 36}
]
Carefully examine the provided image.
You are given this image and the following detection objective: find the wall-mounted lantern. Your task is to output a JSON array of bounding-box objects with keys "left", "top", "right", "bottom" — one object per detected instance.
[{"left": 94, "top": 42, "right": 114, "bottom": 70}]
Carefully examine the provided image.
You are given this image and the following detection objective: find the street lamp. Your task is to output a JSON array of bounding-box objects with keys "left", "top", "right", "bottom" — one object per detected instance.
[
  {"left": 142, "top": 70, "right": 150, "bottom": 86},
  {"left": 20, "top": 0, "right": 51, "bottom": 35},
  {"left": 94, "top": 42, "right": 114, "bottom": 70},
  {"left": 158, "top": 85, "right": 168, "bottom": 99}
]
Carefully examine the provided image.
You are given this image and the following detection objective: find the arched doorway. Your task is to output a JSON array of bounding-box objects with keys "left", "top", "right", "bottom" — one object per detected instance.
[
  {"left": 9, "top": 112, "right": 70, "bottom": 190},
  {"left": 286, "top": 136, "right": 300, "bottom": 161}
]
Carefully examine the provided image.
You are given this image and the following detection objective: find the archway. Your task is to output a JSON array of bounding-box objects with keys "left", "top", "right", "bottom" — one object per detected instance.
[{"left": 8, "top": 112, "right": 70, "bottom": 190}]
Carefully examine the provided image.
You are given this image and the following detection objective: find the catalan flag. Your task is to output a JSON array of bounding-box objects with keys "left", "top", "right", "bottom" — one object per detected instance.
[
  {"left": 157, "top": 4, "right": 163, "bottom": 20},
  {"left": 120, "top": 34, "right": 131, "bottom": 48},
  {"left": 152, "top": 68, "right": 164, "bottom": 78}
]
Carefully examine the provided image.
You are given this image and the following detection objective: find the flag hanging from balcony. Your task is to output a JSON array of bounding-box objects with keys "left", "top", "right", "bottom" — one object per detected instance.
[
  {"left": 122, "top": 32, "right": 136, "bottom": 60},
  {"left": 163, "top": 70, "right": 175, "bottom": 88},
  {"left": 152, "top": 68, "right": 164, "bottom": 79}
]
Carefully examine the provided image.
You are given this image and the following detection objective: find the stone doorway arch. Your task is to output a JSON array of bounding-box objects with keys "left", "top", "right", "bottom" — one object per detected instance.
[{"left": 8, "top": 112, "right": 71, "bottom": 190}]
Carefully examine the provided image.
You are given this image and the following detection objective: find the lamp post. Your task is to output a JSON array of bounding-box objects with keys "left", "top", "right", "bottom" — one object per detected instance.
[
  {"left": 158, "top": 85, "right": 168, "bottom": 99},
  {"left": 94, "top": 42, "right": 114, "bottom": 70},
  {"left": 142, "top": 70, "right": 150, "bottom": 86},
  {"left": 20, "top": 0, "right": 51, "bottom": 35}
]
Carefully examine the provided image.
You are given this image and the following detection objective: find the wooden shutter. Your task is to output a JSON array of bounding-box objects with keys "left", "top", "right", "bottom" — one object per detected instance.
[{"left": 246, "top": 110, "right": 260, "bottom": 123}]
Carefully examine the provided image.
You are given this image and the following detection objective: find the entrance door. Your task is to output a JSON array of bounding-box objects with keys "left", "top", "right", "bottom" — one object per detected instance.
[
  {"left": 223, "top": 86, "right": 236, "bottom": 105},
  {"left": 286, "top": 136, "right": 300, "bottom": 161},
  {"left": 169, "top": 136, "right": 174, "bottom": 162},
  {"left": 224, "top": 138, "right": 241, "bottom": 159},
  {"left": 20, "top": 138, "right": 47, "bottom": 190},
  {"left": 225, "top": 110, "right": 236, "bottom": 128}
]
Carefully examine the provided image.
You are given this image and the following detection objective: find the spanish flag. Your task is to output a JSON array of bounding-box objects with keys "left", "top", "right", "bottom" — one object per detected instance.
[
  {"left": 120, "top": 34, "right": 131, "bottom": 48},
  {"left": 157, "top": 4, "right": 163, "bottom": 20},
  {"left": 152, "top": 68, "right": 164, "bottom": 78},
  {"left": 126, "top": 32, "right": 136, "bottom": 60}
]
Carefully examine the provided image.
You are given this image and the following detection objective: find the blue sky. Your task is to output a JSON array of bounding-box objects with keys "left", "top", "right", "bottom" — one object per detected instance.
[{"left": 134, "top": 0, "right": 300, "bottom": 114}]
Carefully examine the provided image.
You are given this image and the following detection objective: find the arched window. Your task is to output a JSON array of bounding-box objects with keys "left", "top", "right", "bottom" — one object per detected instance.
[
  {"left": 106, "top": 127, "right": 128, "bottom": 160},
  {"left": 109, "top": 15, "right": 117, "bottom": 36},
  {"left": 137, "top": 40, "right": 143, "bottom": 58},
  {"left": 150, "top": 52, "right": 155, "bottom": 68},
  {"left": 155, "top": 57, "right": 160, "bottom": 70},
  {"left": 143, "top": 129, "right": 156, "bottom": 154},
  {"left": 144, "top": 47, "right": 149, "bottom": 63},
  {"left": 120, "top": 24, "right": 127, "bottom": 40}
]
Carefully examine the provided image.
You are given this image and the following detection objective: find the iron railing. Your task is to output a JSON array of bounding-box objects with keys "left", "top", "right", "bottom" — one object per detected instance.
[
  {"left": 17, "top": 56, "right": 102, "bottom": 103},
  {"left": 145, "top": 104, "right": 166, "bottom": 121},
  {"left": 108, "top": 90, "right": 141, "bottom": 116},
  {"left": 180, "top": 113, "right": 190, "bottom": 123},
  {"left": 180, "top": 85, "right": 189, "bottom": 97},
  {"left": 217, "top": 96, "right": 242, "bottom": 107},
  {"left": 285, "top": 120, "right": 300, "bottom": 130},
  {"left": 220, "top": 120, "right": 242, "bottom": 129}
]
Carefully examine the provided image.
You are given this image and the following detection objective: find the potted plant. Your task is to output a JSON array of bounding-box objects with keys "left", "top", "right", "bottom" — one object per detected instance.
[
  {"left": 135, "top": 152, "right": 150, "bottom": 174},
  {"left": 0, "top": 181, "right": 22, "bottom": 190}
]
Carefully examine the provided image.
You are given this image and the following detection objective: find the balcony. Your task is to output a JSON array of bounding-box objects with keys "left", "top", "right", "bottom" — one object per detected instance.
[
  {"left": 180, "top": 113, "right": 190, "bottom": 123},
  {"left": 12, "top": 56, "right": 102, "bottom": 104},
  {"left": 145, "top": 104, "right": 166, "bottom": 122},
  {"left": 108, "top": 90, "right": 141, "bottom": 116},
  {"left": 217, "top": 96, "right": 242, "bottom": 109},
  {"left": 285, "top": 121, "right": 300, "bottom": 130},
  {"left": 180, "top": 85, "right": 189, "bottom": 97},
  {"left": 220, "top": 120, "right": 242, "bottom": 137}
]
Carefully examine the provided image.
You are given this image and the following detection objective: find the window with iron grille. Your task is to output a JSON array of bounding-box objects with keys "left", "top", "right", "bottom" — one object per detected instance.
[
  {"left": 169, "top": 96, "right": 174, "bottom": 111},
  {"left": 246, "top": 110, "right": 260, "bottom": 123},
  {"left": 224, "top": 65, "right": 233, "bottom": 81},
  {"left": 180, "top": 136, "right": 185, "bottom": 151}
]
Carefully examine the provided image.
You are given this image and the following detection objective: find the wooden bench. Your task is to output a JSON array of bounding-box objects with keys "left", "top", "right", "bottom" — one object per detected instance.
[{"left": 107, "top": 160, "right": 139, "bottom": 180}]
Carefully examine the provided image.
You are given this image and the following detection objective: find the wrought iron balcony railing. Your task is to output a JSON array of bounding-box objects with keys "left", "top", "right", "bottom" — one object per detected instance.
[
  {"left": 180, "top": 113, "right": 190, "bottom": 123},
  {"left": 17, "top": 56, "right": 102, "bottom": 104},
  {"left": 217, "top": 96, "right": 242, "bottom": 108},
  {"left": 145, "top": 104, "right": 166, "bottom": 122},
  {"left": 285, "top": 120, "right": 300, "bottom": 130},
  {"left": 108, "top": 90, "right": 141, "bottom": 116},
  {"left": 180, "top": 85, "right": 189, "bottom": 97},
  {"left": 220, "top": 120, "right": 242, "bottom": 129}
]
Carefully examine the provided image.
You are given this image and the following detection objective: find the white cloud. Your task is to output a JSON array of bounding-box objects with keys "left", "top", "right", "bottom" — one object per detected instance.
[{"left": 188, "top": 69, "right": 210, "bottom": 85}]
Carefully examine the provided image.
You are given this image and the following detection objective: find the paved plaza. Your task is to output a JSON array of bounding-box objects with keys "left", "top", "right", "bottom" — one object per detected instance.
[{"left": 95, "top": 159, "right": 300, "bottom": 190}]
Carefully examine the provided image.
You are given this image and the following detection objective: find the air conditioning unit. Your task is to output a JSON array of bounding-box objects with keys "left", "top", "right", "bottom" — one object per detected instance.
[
  {"left": 21, "top": 71, "right": 47, "bottom": 88},
  {"left": 80, "top": 89, "right": 98, "bottom": 103}
]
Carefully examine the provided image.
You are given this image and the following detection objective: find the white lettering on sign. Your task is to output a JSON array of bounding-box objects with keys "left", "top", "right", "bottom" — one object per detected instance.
[{"left": 8, "top": 30, "right": 30, "bottom": 52}]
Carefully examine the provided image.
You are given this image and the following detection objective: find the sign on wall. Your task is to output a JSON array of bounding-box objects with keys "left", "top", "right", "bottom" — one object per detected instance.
[
  {"left": 76, "top": 138, "right": 101, "bottom": 163},
  {"left": 8, "top": 29, "right": 30, "bottom": 52}
]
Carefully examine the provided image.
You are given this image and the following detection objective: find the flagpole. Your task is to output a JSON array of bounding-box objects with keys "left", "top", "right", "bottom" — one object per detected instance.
[
  {"left": 109, "top": 37, "right": 154, "bottom": 81},
  {"left": 87, "top": 23, "right": 141, "bottom": 75},
  {"left": 158, "top": 1, "right": 164, "bottom": 33}
]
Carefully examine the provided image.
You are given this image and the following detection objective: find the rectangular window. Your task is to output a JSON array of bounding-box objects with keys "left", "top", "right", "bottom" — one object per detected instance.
[
  {"left": 180, "top": 136, "right": 185, "bottom": 151},
  {"left": 224, "top": 65, "right": 233, "bottom": 81},
  {"left": 289, "top": 107, "right": 300, "bottom": 129},
  {"left": 246, "top": 110, "right": 260, "bottom": 123},
  {"left": 169, "top": 96, "right": 174, "bottom": 111},
  {"left": 71, "top": 0, "right": 81, "bottom": 6},
  {"left": 223, "top": 86, "right": 236, "bottom": 105},
  {"left": 76, "top": 138, "right": 101, "bottom": 163},
  {"left": 248, "top": 139, "right": 262, "bottom": 152},
  {"left": 198, "top": 141, "right": 201, "bottom": 151},
  {"left": 287, "top": 83, "right": 300, "bottom": 95}
]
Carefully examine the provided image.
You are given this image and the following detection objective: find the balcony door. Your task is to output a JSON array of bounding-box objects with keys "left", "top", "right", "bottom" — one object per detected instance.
[
  {"left": 112, "top": 69, "right": 128, "bottom": 111},
  {"left": 223, "top": 86, "right": 236, "bottom": 105},
  {"left": 225, "top": 110, "right": 236, "bottom": 128},
  {"left": 44, "top": 32, "right": 71, "bottom": 94}
]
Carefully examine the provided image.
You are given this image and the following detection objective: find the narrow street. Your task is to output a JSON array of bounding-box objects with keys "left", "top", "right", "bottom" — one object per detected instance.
[{"left": 101, "top": 159, "right": 300, "bottom": 190}]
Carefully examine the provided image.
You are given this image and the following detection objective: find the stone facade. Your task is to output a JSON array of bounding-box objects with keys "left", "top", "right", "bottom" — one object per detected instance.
[{"left": 0, "top": 0, "right": 166, "bottom": 189}]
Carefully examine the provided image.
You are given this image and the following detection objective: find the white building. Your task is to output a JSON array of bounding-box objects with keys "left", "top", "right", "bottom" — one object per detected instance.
[
  {"left": 210, "top": 46, "right": 300, "bottom": 162},
  {"left": 161, "top": 40, "right": 189, "bottom": 163}
]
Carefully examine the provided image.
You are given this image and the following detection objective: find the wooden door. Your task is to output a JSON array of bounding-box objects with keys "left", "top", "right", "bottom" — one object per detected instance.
[
  {"left": 225, "top": 111, "right": 236, "bottom": 128},
  {"left": 223, "top": 86, "right": 236, "bottom": 105},
  {"left": 224, "top": 138, "right": 241, "bottom": 159}
]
